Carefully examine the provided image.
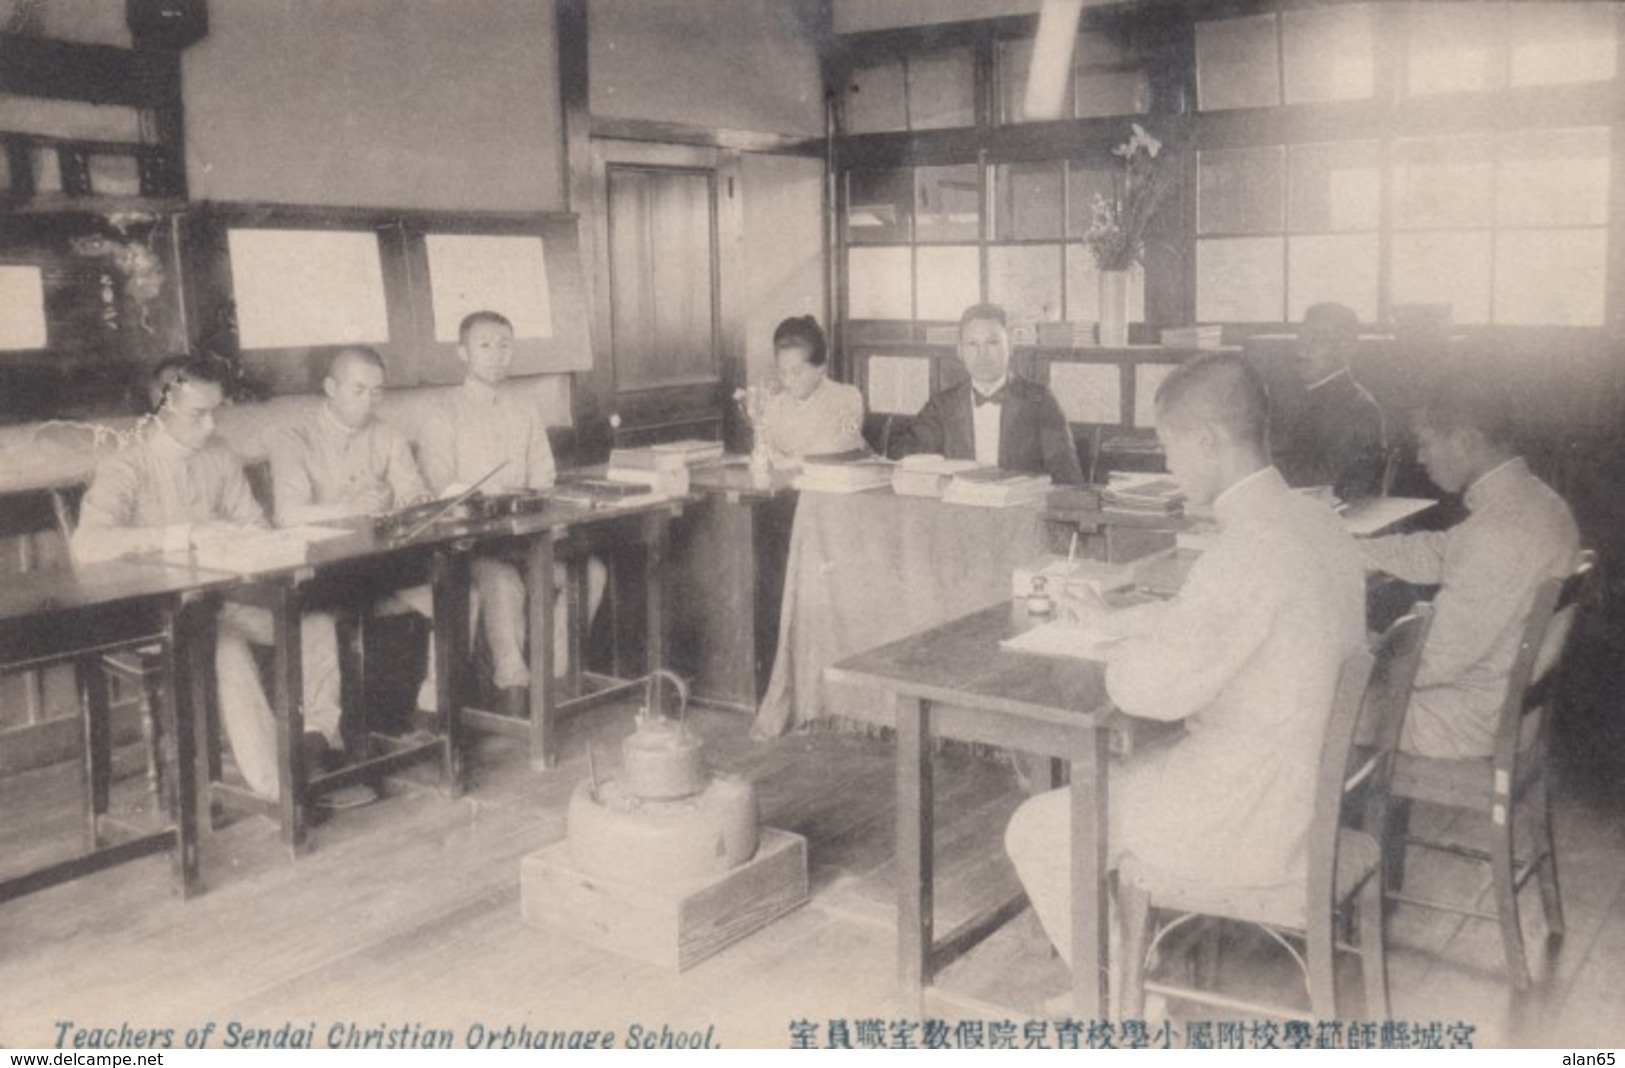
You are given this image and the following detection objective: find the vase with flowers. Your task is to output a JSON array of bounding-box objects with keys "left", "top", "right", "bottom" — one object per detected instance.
[
  {"left": 733, "top": 384, "right": 779, "bottom": 484},
  {"left": 1084, "top": 123, "right": 1176, "bottom": 346}
]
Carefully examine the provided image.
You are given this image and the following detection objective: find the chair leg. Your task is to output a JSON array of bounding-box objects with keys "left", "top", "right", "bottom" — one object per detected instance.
[
  {"left": 1490, "top": 803, "right": 1532, "bottom": 989},
  {"left": 1359, "top": 873, "right": 1390, "bottom": 1018},
  {"left": 1192, "top": 920, "right": 1220, "bottom": 990},
  {"left": 140, "top": 664, "right": 168, "bottom": 816},
  {"left": 1306, "top": 906, "right": 1339, "bottom": 1020},
  {"left": 1117, "top": 880, "right": 1153, "bottom": 1019},
  {"left": 1383, "top": 798, "right": 1412, "bottom": 894},
  {"left": 1531, "top": 781, "right": 1566, "bottom": 937}
]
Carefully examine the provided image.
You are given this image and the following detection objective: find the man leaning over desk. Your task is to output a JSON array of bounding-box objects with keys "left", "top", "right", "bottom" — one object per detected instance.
[
  {"left": 1005, "top": 353, "right": 1367, "bottom": 967},
  {"left": 71, "top": 358, "right": 344, "bottom": 803},
  {"left": 891, "top": 302, "right": 1084, "bottom": 485}
]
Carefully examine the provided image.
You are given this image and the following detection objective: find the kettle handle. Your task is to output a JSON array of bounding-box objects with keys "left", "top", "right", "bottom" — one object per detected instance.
[{"left": 638, "top": 668, "right": 690, "bottom": 728}]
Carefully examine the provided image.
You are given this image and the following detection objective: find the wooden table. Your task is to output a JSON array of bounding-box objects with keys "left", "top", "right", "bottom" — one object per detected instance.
[
  {"left": 827, "top": 600, "right": 1120, "bottom": 1018},
  {"left": 0, "top": 559, "right": 235, "bottom": 901},
  {"left": 670, "top": 462, "right": 798, "bottom": 713},
  {"left": 459, "top": 491, "right": 692, "bottom": 769}
]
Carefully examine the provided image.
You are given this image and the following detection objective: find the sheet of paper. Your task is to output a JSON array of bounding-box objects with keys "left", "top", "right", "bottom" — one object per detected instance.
[
  {"left": 0, "top": 265, "right": 48, "bottom": 350},
  {"left": 1047, "top": 362, "right": 1121, "bottom": 424},
  {"left": 867, "top": 355, "right": 932, "bottom": 415},
  {"left": 1340, "top": 496, "right": 1436, "bottom": 537},
  {"left": 426, "top": 234, "right": 553, "bottom": 342},
  {"left": 228, "top": 229, "right": 390, "bottom": 349},
  {"left": 1001, "top": 615, "right": 1129, "bottom": 661}
]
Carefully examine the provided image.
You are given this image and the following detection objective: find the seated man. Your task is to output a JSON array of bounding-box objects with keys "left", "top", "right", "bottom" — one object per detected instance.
[
  {"left": 267, "top": 345, "right": 438, "bottom": 713},
  {"left": 1272, "top": 301, "right": 1386, "bottom": 502},
  {"left": 1361, "top": 372, "right": 1579, "bottom": 758},
  {"left": 1005, "top": 353, "right": 1366, "bottom": 964},
  {"left": 418, "top": 310, "right": 605, "bottom": 717},
  {"left": 72, "top": 359, "right": 344, "bottom": 801},
  {"left": 892, "top": 303, "right": 1084, "bottom": 485}
]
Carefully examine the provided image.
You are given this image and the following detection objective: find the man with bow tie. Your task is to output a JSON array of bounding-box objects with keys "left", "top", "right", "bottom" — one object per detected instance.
[{"left": 893, "top": 303, "right": 1084, "bottom": 484}]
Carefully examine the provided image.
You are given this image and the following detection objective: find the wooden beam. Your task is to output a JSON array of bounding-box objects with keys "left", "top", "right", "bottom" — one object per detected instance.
[
  {"left": 589, "top": 117, "right": 823, "bottom": 157},
  {"left": 0, "top": 37, "right": 173, "bottom": 109}
]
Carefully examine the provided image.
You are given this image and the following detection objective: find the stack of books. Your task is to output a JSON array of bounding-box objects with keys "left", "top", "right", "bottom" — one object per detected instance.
[
  {"left": 552, "top": 476, "right": 663, "bottom": 509},
  {"left": 649, "top": 439, "right": 725, "bottom": 466},
  {"left": 793, "top": 457, "right": 894, "bottom": 494},
  {"left": 1101, "top": 475, "right": 1185, "bottom": 517},
  {"left": 891, "top": 454, "right": 986, "bottom": 498},
  {"left": 1159, "top": 325, "right": 1225, "bottom": 349},
  {"left": 941, "top": 468, "right": 1052, "bottom": 508}
]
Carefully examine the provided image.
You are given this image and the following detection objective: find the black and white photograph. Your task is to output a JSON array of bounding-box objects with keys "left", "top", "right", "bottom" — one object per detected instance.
[{"left": 1, "top": 0, "right": 1623, "bottom": 1053}]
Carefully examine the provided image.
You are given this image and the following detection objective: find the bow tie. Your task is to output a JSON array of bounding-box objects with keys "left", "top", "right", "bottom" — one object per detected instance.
[{"left": 974, "top": 388, "right": 1005, "bottom": 407}]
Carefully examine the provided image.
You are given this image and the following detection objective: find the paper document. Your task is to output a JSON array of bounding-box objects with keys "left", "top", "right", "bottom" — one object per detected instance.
[{"left": 1001, "top": 615, "right": 1131, "bottom": 661}]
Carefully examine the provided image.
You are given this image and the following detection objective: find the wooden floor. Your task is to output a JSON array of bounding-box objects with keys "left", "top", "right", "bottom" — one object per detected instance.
[{"left": 1, "top": 691, "right": 1623, "bottom": 1050}]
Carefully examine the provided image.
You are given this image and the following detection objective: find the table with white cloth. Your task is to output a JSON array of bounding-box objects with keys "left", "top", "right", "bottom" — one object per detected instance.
[{"left": 753, "top": 488, "right": 1057, "bottom": 736}]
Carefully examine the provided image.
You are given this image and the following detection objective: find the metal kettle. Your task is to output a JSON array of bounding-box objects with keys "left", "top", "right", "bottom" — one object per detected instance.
[{"left": 621, "top": 670, "right": 706, "bottom": 800}]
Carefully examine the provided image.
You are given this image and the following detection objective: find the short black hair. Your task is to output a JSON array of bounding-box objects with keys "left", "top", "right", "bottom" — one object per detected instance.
[
  {"left": 327, "top": 345, "right": 386, "bottom": 379},
  {"left": 157, "top": 357, "right": 227, "bottom": 409},
  {"left": 1416, "top": 366, "right": 1518, "bottom": 449},
  {"left": 772, "top": 315, "right": 827, "bottom": 367},
  {"left": 959, "top": 303, "right": 1008, "bottom": 330},
  {"left": 1301, "top": 302, "right": 1361, "bottom": 342},
  {"left": 458, "top": 310, "right": 513, "bottom": 346},
  {"left": 1154, "top": 353, "right": 1269, "bottom": 451}
]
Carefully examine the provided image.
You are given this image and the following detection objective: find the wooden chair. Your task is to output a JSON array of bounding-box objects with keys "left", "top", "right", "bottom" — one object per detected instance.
[
  {"left": 1384, "top": 551, "right": 1595, "bottom": 988},
  {"left": 1117, "top": 605, "right": 1435, "bottom": 1020}
]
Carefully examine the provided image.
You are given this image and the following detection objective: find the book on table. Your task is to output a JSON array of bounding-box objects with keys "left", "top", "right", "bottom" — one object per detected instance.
[
  {"left": 940, "top": 468, "right": 1052, "bottom": 508},
  {"left": 792, "top": 456, "right": 894, "bottom": 494},
  {"left": 1102, "top": 473, "right": 1185, "bottom": 515},
  {"left": 604, "top": 465, "right": 691, "bottom": 497},
  {"left": 647, "top": 439, "right": 725, "bottom": 465},
  {"left": 891, "top": 454, "right": 987, "bottom": 498},
  {"left": 552, "top": 476, "right": 664, "bottom": 509}
]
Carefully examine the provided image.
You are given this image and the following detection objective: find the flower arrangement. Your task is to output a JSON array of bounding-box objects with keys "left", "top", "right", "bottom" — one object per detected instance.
[
  {"left": 1083, "top": 123, "right": 1177, "bottom": 273},
  {"left": 733, "top": 384, "right": 777, "bottom": 435}
]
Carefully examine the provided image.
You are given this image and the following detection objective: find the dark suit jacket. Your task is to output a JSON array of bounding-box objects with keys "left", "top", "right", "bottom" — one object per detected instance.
[
  {"left": 893, "top": 375, "right": 1084, "bottom": 485},
  {"left": 1273, "top": 371, "right": 1386, "bottom": 501}
]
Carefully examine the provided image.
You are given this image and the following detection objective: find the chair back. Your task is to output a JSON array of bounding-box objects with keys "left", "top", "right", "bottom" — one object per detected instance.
[
  {"left": 1307, "top": 605, "right": 1434, "bottom": 912},
  {"left": 1492, "top": 550, "right": 1595, "bottom": 781}
]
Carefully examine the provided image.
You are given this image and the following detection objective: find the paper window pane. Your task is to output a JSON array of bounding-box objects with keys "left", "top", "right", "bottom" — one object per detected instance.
[
  {"left": 1288, "top": 234, "right": 1378, "bottom": 323},
  {"left": 908, "top": 48, "right": 975, "bottom": 130},
  {"left": 988, "top": 245, "right": 1063, "bottom": 323},
  {"left": 228, "top": 229, "right": 390, "bottom": 349},
  {"left": 1075, "top": 69, "right": 1150, "bottom": 118},
  {"left": 1390, "top": 231, "right": 1492, "bottom": 325},
  {"left": 1134, "top": 364, "right": 1179, "bottom": 428},
  {"left": 1196, "top": 15, "right": 1281, "bottom": 111},
  {"left": 915, "top": 165, "right": 980, "bottom": 243},
  {"left": 845, "top": 58, "right": 907, "bottom": 134},
  {"left": 1283, "top": 5, "right": 1375, "bottom": 103},
  {"left": 1404, "top": 3, "right": 1502, "bottom": 96},
  {"left": 1198, "top": 147, "right": 1285, "bottom": 235},
  {"left": 1494, "top": 229, "right": 1608, "bottom": 326},
  {"left": 1391, "top": 136, "right": 1494, "bottom": 230},
  {"left": 1065, "top": 246, "right": 1144, "bottom": 324},
  {"left": 0, "top": 266, "right": 49, "bottom": 350},
  {"left": 915, "top": 245, "right": 980, "bottom": 321},
  {"left": 995, "top": 162, "right": 1064, "bottom": 241},
  {"left": 32, "top": 147, "right": 61, "bottom": 194},
  {"left": 867, "top": 355, "right": 933, "bottom": 415},
  {"left": 1197, "top": 237, "right": 1285, "bottom": 322},
  {"left": 1066, "top": 164, "right": 1118, "bottom": 239},
  {"left": 847, "top": 247, "right": 913, "bottom": 320},
  {"left": 87, "top": 153, "right": 142, "bottom": 197},
  {"left": 0, "top": 94, "right": 144, "bottom": 141},
  {"left": 1510, "top": 3, "right": 1619, "bottom": 86},
  {"left": 1289, "top": 142, "right": 1380, "bottom": 233},
  {"left": 847, "top": 169, "right": 912, "bottom": 245},
  {"left": 997, "top": 38, "right": 1074, "bottom": 124},
  {"left": 1496, "top": 128, "right": 1611, "bottom": 228},
  {"left": 426, "top": 235, "right": 552, "bottom": 342},
  {"left": 1049, "top": 362, "right": 1122, "bottom": 424}
]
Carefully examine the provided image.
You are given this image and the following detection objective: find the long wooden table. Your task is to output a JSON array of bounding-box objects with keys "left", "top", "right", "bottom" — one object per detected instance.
[
  {"left": 0, "top": 559, "right": 237, "bottom": 901},
  {"left": 826, "top": 600, "right": 1121, "bottom": 1019}
]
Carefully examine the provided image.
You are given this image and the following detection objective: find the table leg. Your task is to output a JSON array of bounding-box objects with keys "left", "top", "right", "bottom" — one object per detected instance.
[
  {"left": 78, "top": 654, "right": 112, "bottom": 849},
  {"left": 1069, "top": 725, "right": 1109, "bottom": 1019},
  {"left": 527, "top": 534, "right": 558, "bottom": 769},
  {"left": 896, "top": 694, "right": 933, "bottom": 1008},
  {"left": 192, "top": 606, "right": 220, "bottom": 841},
  {"left": 643, "top": 512, "right": 669, "bottom": 674},
  {"left": 431, "top": 547, "right": 469, "bottom": 798},
  {"left": 270, "top": 582, "right": 308, "bottom": 857},
  {"left": 165, "top": 599, "right": 202, "bottom": 898}
]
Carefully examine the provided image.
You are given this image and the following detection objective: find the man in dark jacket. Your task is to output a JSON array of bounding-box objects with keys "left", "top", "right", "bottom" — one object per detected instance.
[
  {"left": 1273, "top": 301, "right": 1387, "bottom": 501},
  {"left": 893, "top": 303, "right": 1083, "bottom": 484}
]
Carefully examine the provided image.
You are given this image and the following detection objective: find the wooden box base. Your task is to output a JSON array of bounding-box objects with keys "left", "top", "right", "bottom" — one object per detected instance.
[{"left": 520, "top": 826, "right": 808, "bottom": 971}]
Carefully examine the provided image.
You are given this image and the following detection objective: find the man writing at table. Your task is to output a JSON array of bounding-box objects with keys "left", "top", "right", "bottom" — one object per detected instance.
[
  {"left": 892, "top": 303, "right": 1084, "bottom": 485},
  {"left": 71, "top": 359, "right": 345, "bottom": 803},
  {"left": 1005, "top": 353, "right": 1366, "bottom": 967},
  {"left": 1361, "top": 371, "right": 1579, "bottom": 758}
]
